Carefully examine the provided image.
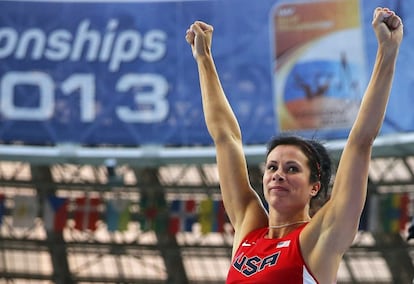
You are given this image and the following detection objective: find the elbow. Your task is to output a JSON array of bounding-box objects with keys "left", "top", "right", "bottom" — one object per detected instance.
[
  {"left": 208, "top": 124, "right": 242, "bottom": 145},
  {"left": 213, "top": 131, "right": 242, "bottom": 146},
  {"left": 348, "top": 127, "right": 379, "bottom": 150}
]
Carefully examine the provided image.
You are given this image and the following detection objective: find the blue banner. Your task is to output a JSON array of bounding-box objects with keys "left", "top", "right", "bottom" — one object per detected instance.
[{"left": 0, "top": 0, "right": 413, "bottom": 147}]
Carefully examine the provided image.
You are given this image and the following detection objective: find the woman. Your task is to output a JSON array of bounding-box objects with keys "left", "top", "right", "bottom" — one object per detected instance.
[{"left": 186, "top": 7, "right": 403, "bottom": 284}]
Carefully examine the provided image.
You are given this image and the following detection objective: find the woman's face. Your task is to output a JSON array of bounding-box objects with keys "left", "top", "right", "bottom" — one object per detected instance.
[{"left": 263, "top": 145, "right": 318, "bottom": 213}]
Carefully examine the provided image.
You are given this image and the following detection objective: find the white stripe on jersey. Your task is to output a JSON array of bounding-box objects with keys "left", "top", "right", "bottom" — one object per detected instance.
[{"left": 303, "top": 265, "right": 318, "bottom": 284}]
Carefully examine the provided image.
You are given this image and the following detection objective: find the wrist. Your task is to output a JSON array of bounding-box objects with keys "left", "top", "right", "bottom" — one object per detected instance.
[{"left": 376, "top": 45, "right": 399, "bottom": 64}]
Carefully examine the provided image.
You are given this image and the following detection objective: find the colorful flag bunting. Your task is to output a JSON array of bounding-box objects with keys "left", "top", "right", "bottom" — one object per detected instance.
[
  {"left": 168, "top": 199, "right": 197, "bottom": 234},
  {"left": 198, "top": 198, "right": 227, "bottom": 234},
  {"left": 74, "top": 196, "right": 101, "bottom": 231},
  {"left": 380, "top": 192, "right": 409, "bottom": 234},
  {"left": 106, "top": 198, "right": 131, "bottom": 232},
  {"left": 12, "top": 195, "right": 38, "bottom": 228},
  {"left": 43, "top": 195, "right": 69, "bottom": 233},
  {"left": 139, "top": 190, "right": 168, "bottom": 233}
]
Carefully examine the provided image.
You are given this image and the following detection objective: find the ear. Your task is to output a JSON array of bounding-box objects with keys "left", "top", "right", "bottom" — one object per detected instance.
[{"left": 310, "top": 181, "right": 321, "bottom": 197}]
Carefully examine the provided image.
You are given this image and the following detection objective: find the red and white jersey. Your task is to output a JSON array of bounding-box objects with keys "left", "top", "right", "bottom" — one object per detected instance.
[{"left": 226, "top": 224, "right": 319, "bottom": 284}]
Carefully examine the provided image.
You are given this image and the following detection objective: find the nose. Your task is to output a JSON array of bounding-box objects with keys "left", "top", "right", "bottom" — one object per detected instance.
[{"left": 272, "top": 170, "right": 285, "bottom": 181}]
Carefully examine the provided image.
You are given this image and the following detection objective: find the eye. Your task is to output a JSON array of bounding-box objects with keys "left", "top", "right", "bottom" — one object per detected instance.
[
  {"left": 267, "top": 164, "right": 277, "bottom": 171},
  {"left": 287, "top": 165, "right": 299, "bottom": 173}
]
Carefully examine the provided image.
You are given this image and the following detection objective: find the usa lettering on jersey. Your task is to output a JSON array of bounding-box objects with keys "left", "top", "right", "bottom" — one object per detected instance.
[{"left": 232, "top": 252, "right": 281, "bottom": 277}]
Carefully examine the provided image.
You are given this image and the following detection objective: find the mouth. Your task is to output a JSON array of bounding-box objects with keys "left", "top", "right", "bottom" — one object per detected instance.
[{"left": 269, "top": 185, "right": 289, "bottom": 193}]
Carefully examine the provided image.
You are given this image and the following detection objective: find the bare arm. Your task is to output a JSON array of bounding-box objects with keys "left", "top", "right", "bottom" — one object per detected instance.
[
  {"left": 301, "top": 7, "right": 403, "bottom": 283},
  {"left": 186, "top": 22, "right": 268, "bottom": 250}
]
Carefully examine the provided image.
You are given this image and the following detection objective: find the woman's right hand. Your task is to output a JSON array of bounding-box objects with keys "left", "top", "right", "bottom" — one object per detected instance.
[{"left": 185, "top": 21, "right": 214, "bottom": 60}]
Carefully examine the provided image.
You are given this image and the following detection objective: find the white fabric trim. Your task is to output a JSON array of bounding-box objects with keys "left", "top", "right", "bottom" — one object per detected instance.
[{"left": 303, "top": 265, "right": 318, "bottom": 284}]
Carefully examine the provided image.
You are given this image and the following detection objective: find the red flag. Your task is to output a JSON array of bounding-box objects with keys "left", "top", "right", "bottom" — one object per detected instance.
[{"left": 74, "top": 196, "right": 101, "bottom": 231}]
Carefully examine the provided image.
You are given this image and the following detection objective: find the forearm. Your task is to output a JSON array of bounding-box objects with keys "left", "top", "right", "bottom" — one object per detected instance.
[
  {"left": 197, "top": 55, "right": 242, "bottom": 143},
  {"left": 335, "top": 47, "right": 398, "bottom": 205},
  {"left": 329, "top": 46, "right": 399, "bottom": 235},
  {"left": 348, "top": 46, "right": 399, "bottom": 145}
]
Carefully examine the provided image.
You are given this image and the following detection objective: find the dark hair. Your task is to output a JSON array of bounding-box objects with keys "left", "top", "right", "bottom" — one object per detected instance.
[{"left": 266, "top": 135, "right": 332, "bottom": 209}]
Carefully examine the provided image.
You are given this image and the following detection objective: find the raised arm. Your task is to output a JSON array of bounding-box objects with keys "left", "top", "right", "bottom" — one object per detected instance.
[
  {"left": 185, "top": 21, "right": 268, "bottom": 248},
  {"left": 301, "top": 7, "right": 403, "bottom": 282}
]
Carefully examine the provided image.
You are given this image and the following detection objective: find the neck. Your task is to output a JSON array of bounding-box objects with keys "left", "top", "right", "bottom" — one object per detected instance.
[{"left": 268, "top": 220, "right": 310, "bottom": 229}]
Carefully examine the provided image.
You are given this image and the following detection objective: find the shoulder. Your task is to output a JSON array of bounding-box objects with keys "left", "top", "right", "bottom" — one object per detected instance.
[
  {"left": 232, "top": 227, "right": 267, "bottom": 256},
  {"left": 241, "top": 227, "right": 268, "bottom": 243}
]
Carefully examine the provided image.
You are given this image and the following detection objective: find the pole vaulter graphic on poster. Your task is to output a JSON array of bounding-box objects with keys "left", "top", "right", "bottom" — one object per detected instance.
[{"left": 271, "top": 0, "right": 367, "bottom": 133}]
